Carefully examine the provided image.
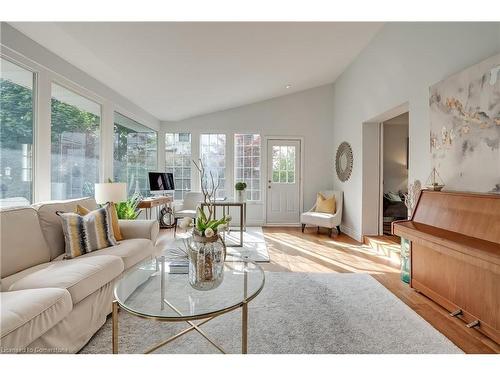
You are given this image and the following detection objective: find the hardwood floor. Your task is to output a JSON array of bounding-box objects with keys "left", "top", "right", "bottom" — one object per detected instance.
[
  {"left": 158, "top": 226, "right": 500, "bottom": 353},
  {"left": 261, "top": 227, "right": 500, "bottom": 354}
]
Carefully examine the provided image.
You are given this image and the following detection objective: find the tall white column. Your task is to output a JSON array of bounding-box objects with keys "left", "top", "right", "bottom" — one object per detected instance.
[
  {"left": 157, "top": 128, "right": 165, "bottom": 172},
  {"left": 34, "top": 71, "right": 51, "bottom": 202},
  {"left": 100, "top": 102, "right": 114, "bottom": 182}
]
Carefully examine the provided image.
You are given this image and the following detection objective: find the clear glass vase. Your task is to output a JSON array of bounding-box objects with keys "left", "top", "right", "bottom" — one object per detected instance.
[{"left": 188, "top": 232, "right": 226, "bottom": 290}]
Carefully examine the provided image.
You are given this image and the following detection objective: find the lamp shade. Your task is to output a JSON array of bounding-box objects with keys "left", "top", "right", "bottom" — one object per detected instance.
[{"left": 94, "top": 183, "right": 127, "bottom": 204}]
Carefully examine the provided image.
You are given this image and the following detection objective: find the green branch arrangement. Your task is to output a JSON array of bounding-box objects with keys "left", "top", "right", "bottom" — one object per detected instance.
[{"left": 192, "top": 159, "right": 231, "bottom": 237}]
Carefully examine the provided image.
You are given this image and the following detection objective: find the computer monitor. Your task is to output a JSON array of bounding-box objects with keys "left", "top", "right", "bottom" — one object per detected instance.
[{"left": 148, "top": 172, "right": 174, "bottom": 193}]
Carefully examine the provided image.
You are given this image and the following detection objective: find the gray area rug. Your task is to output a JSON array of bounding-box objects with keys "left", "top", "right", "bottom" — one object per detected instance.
[
  {"left": 163, "top": 227, "right": 270, "bottom": 262},
  {"left": 80, "top": 273, "right": 462, "bottom": 354},
  {"left": 225, "top": 227, "right": 270, "bottom": 262}
]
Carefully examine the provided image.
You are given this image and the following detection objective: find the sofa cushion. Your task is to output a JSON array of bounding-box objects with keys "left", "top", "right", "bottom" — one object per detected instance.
[
  {"left": 1, "top": 288, "right": 72, "bottom": 351},
  {"left": 119, "top": 220, "right": 159, "bottom": 243},
  {"left": 78, "top": 238, "right": 154, "bottom": 269},
  {"left": 8, "top": 255, "right": 124, "bottom": 304},
  {"left": 35, "top": 197, "right": 98, "bottom": 260},
  {"left": 1, "top": 262, "right": 52, "bottom": 292},
  {"left": 0, "top": 206, "right": 51, "bottom": 278},
  {"left": 301, "top": 211, "right": 337, "bottom": 227}
]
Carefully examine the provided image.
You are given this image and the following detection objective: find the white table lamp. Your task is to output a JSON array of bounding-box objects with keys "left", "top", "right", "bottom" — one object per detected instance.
[{"left": 95, "top": 183, "right": 127, "bottom": 204}]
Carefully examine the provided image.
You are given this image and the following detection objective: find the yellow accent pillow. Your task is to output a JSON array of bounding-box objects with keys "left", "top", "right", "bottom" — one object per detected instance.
[
  {"left": 315, "top": 193, "right": 336, "bottom": 214},
  {"left": 76, "top": 203, "right": 123, "bottom": 241}
]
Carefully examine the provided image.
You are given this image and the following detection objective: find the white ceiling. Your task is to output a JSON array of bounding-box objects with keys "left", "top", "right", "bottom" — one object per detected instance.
[{"left": 10, "top": 22, "right": 383, "bottom": 121}]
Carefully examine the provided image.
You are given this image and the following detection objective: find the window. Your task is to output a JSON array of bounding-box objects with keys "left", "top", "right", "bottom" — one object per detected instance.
[
  {"left": 200, "top": 134, "right": 226, "bottom": 199},
  {"left": 0, "top": 58, "right": 35, "bottom": 207},
  {"left": 234, "top": 134, "right": 261, "bottom": 201},
  {"left": 113, "top": 112, "right": 157, "bottom": 196},
  {"left": 51, "top": 83, "right": 101, "bottom": 199},
  {"left": 165, "top": 133, "right": 191, "bottom": 200},
  {"left": 272, "top": 145, "right": 296, "bottom": 183}
]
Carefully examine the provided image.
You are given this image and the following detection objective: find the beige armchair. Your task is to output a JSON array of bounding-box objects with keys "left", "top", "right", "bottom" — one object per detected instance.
[
  {"left": 300, "top": 190, "right": 343, "bottom": 236},
  {"left": 173, "top": 192, "right": 204, "bottom": 234}
]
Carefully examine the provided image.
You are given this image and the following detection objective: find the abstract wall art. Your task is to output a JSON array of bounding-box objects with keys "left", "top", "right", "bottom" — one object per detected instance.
[{"left": 430, "top": 53, "right": 500, "bottom": 193}]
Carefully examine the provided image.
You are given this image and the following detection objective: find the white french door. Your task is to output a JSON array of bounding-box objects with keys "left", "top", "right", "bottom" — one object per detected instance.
[{"left": 266, "top": 139, "right": 301, "bottom": 224}]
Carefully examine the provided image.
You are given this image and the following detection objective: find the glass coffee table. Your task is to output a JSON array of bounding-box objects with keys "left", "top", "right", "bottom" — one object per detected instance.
[{"left": 112, "top": 254, "right": 265, "bottom": 354}]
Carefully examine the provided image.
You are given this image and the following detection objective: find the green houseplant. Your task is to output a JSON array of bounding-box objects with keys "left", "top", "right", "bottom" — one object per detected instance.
[
  {"left": 115, "top": 193, "right": 142, "bottom": 220},
  {"left": 235, "top": 181, "right": 247, "bottom": 202}
]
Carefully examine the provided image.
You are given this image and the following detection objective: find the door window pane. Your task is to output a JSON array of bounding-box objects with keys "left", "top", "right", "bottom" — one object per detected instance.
[
  {"left": 0, "top": 58, "right": 34, "bottom": 207},
  {"left": 200, "top": 134, "right": 226, "bottom": 199},
  {"left": 234, "top": 134, "right": 261, "bottom": 201},
  {"left": 51, "top": 83, "right": 101, "bottom": 199},
  {"left": 165, "top": 133, "right": 191, "bottom": 200},
  {"left": 272, "top": 145, "right": 296, "bottom": 184},
  {"left": 113, "top": 112, "right": 157, "bottom": 196}
]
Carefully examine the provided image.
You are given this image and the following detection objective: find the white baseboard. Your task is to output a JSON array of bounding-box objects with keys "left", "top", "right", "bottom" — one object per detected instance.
[
  {"left": 263, "top": 223, "right": 301, "bottom": 227},
  {"left": 340, "top": 224, "right": 362, "bottom": 243},
  {"left": 246, "top": 220, "right": 265, "bottom": 227}
]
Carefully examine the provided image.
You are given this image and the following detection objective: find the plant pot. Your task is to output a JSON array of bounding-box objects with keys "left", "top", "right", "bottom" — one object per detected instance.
[
  {"left": 187, "top": 232, "right": 226, "bottom": 290},
  {"left": 236, "top": 189, "right": 246, "bottom": 202}
]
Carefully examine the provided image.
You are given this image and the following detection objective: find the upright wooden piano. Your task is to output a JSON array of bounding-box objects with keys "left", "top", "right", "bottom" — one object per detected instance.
[{"left": 393, "top": 190, "right": 500, "bottom": 344}]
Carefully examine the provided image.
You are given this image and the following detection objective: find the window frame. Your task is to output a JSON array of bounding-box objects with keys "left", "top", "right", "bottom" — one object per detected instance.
[
  {"left": 1, "top": 45, "right": 162, "bottom": 203},
  {"left": 49, "top": 81, "right": 103, "bottom": 200},
  {"left": 0, "top": 55, "right": 38, "bottom": 204},
  {"left": 234, "top": 133, "right": 262, "bottom": 202},
  {"left": 271, "top": 145, "right": 296, "bottom": 184},
  {"left": 165, "top": 132, "right": 192, "bottom": 200},
  {"left": 200, "top": 133, "right": 227, "bottom": 199},
  {"left": 113, "top": 111, "right": 158, "bottom": 196}
]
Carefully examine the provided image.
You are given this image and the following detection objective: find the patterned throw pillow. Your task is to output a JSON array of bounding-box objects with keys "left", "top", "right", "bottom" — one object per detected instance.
[
  {"left": 76, "top": 203, "right": 123, "bottom": 241},
  {"left": 57, "top": 204, "right": 118, "bottom": 259}
]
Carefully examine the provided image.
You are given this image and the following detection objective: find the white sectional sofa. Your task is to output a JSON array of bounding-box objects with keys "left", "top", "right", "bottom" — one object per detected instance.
[{"left": 0, "top": 197, "right": 159, "bottom": 353}]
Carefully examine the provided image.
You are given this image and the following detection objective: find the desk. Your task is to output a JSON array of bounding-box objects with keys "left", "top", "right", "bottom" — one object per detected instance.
[
  {"left": 200, "top": 201, "right": 246, "bottom": 247},
  {"left": 138, "top": 196, "right": 173, "bottom": 225}
]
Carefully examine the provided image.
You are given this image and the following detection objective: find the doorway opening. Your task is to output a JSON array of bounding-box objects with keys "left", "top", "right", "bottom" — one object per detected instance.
[
  {"left": 381, "top": 112, "right": 409, "bottom": 235},
  {"left": 265, "top": 138, "right": 302, "bottom": 225},
  {"left": 361, "top": 102, "right": 409, "bottom": 237}
]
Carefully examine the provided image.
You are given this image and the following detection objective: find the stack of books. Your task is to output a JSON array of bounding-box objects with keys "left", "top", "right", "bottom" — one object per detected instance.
[{"left": 165, "top": 260, "right": 189, "bottom": 274}]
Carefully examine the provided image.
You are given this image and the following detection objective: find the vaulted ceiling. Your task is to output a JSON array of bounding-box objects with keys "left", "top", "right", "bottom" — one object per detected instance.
[{"left": 10, "top": 22, "right": 383, "bottom": 121}]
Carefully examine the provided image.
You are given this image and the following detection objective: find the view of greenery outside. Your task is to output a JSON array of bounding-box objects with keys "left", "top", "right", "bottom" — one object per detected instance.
[
  {"left": 1, "top": 62, "right": 158, "bottom": 204},
  {"left": 272, "top": 145, "right": 296, "bottom": 183},
  {"left": 235, "top": 134, "right": 261, "bottom": 201},
  {"left": 0, "top": 60, "right": 34, "bottom": 206},
  {"left": 113, "top": 113, "right": 157, "bottom": 197},
  {"left": 51, "top": 84, "right": 100, "bottom": 200},
  {"left": 165, "top": 132, "right": 191, "bottom": 200}
]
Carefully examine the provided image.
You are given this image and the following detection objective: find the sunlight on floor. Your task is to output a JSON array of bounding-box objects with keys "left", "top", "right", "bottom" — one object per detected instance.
[{"left": 262, "top": 230, "right": 400, "bottom": 275}]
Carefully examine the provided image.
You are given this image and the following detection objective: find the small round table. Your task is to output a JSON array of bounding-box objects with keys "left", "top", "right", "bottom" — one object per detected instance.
[{"left": 112, "top": 255, "right": 265, "bottom": 354}]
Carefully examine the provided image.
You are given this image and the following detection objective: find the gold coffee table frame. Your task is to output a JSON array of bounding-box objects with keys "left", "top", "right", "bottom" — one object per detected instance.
[{"left": 112, "top": 257, "right": 264, "bottom": 354}]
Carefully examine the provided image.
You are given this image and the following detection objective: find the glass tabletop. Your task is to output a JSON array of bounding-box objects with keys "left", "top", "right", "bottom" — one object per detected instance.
[{"left": 114, "top": 255, "right": 265, "bottom": 321}]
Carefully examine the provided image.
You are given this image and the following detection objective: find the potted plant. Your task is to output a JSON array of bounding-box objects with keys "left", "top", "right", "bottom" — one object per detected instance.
[
  {"left": 115, "top": 193, "right": 143, "bottom": 220},
  {"left": 186, "top": 159, "right": 231, "bottom": 290},
  {"left": 235, "top": 182, "right": 247, "bottom": 202}
]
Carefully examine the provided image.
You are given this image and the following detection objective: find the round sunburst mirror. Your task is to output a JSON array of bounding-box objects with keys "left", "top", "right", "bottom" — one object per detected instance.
[{"left": 335, "top": 142, "right": 353, "bottom": 182}]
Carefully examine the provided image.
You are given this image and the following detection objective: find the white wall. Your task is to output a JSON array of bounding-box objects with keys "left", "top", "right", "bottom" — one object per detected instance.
[
  {"left": 163, "top": 84, "right": 335, "bottom": 225},
  {"left": 0, "top": 23, "right": 161, "bottom": 202},
  {"left": 332, "top": 22, "right": 500, "bottom": 241}
]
